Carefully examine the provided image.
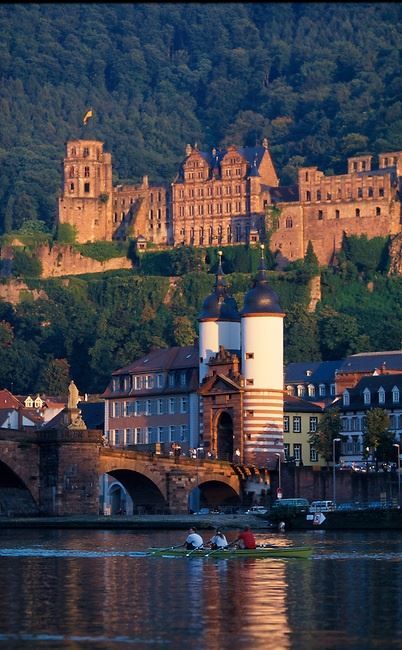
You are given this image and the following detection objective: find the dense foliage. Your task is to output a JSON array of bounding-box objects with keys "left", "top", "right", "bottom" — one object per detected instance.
[{"left": 0, "top": 3, "right": 401, "bottom": 233}]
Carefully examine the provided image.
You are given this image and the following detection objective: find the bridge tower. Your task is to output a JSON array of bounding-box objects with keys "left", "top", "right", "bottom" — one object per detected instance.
[
  {"left": 198, "top": 251, "right": 240, "bottom": 384},
  {"left": 240, "top": 245, "right": 286, "bottom": 466}
]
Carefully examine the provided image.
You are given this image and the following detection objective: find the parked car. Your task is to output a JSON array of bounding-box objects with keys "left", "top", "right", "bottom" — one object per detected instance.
[
  {"left": 245, "top": 506, "right": 268, "bottom": 515},
  {"left": 309, "top": 500, "right": 336, "bottom": 513}
]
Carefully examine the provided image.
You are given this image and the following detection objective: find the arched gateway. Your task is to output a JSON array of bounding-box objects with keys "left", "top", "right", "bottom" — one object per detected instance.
[{"left": 217, "top": 411, "right": 234, "bottom": 461}]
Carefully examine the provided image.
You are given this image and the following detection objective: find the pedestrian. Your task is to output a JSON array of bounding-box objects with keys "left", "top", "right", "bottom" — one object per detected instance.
[
  {"left": 209, "top": 529, "right": 228, "bottom": 550},
  {"left": 232, "top": 525, "right": 256, "bottom": 549}
]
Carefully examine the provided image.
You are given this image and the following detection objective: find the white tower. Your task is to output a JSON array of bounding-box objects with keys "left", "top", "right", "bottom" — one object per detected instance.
[
  {"left": 240, "top": 245, "right": 285, "bottom": 466},
  {"left": 197, "top": 251, "right": 240, "bottom": 383}
]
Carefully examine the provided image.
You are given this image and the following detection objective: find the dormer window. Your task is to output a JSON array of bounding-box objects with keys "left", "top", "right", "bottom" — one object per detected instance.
[
  {"left": 297, "top": 384, "right": 305, "bottom": 398},
  {"left": 343, "top": 390, "right": 350, "bottom": 406},
  {"left": 392, "top": 386, "right": 400, "bottom": 403},
  {"left": 34, "top": 397, "right": 42, "bottom": 408},
  {"left": 308, "top": 384, "right": 315, "bottom": 397},
  {"left": 25, "top": 397, "right": 33, "bottom": 408},
  {"left": 378, "top": 387, "right": 385, "bottom": 404},
  {"left": 319, "top": 384, "right": 326, "bottom": 397},
  {"left": 363, "top": 388, "right": 371, "bottom": 405},
  {"left": 286, "top": 385, "right": 294, "bottom": 396}
]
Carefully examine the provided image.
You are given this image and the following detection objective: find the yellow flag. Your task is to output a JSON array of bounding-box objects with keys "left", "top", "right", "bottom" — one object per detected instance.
[{"left": 83, "top": 109, "right": 93, "bottom": 125}]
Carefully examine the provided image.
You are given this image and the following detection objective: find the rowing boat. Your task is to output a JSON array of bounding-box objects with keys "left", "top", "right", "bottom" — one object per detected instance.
[{"left": 147, "top": 546, "right": 312, "bottom": 559}]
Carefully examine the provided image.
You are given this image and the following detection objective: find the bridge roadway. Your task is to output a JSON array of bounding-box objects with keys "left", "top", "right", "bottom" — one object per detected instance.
[{"left": 0, "top": 429, "right": 264, "bottom": 515}]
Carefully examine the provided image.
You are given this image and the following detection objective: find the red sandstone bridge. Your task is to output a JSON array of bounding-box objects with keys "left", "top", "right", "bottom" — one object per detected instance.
[{"left": 0, "top": 428, "right": 267, "bottom": 516}]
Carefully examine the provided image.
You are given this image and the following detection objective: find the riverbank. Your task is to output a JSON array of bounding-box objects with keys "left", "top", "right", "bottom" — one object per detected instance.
[{"left": 0, "top": 514, "right": 274, "bottom": 531}]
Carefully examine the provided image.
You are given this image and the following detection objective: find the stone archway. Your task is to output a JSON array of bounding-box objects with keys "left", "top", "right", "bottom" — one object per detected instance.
[
  {"left": 217, "top": 411, "right": 234, "bottom": 461},
  {"left": 0, "top": 460, "right": 38, "bottom": 516}
]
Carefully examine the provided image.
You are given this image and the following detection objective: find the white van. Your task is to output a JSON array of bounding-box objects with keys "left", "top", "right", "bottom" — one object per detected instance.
[{"left": 309, "top": 500, "right": 335, "bottom": 513}]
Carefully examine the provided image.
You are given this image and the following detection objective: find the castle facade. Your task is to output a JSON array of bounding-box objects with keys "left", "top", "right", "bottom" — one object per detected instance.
[{"left": 58, "top": 139, "right": 402, "bottom": 265}]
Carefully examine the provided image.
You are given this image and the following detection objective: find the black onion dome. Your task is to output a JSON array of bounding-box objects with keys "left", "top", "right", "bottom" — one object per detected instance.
[
  {"left": 198, "top": 253, "right": 240, "bottom": 321},
  {"left": 240, "top": 247, "right": 283, "bottom": 315}
]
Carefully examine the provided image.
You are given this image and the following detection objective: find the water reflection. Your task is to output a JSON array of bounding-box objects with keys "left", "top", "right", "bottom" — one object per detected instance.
[{"left": 0, "top": 530, "right": 401, "bottom": 649}]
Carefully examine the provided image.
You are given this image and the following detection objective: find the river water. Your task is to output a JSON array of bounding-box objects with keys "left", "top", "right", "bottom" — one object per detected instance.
[{"left": 0, "top": 528, "right": 401, "bottom": 649}]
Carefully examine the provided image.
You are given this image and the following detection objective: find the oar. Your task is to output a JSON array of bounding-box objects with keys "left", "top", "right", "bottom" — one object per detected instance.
[
  {"left": 205, "top": 546, "right": 225, "bottom": 557},
  {"left": 185, "top": 545, "right": 203, "bottom": 557},
  {"left": 147, "top": 545, "right": 183, "bottom": 556}
]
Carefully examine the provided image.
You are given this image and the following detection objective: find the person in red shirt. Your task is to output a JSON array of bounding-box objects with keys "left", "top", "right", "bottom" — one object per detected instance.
[{"left": 233, "top": 526, "right": 256, "bottom": 549}]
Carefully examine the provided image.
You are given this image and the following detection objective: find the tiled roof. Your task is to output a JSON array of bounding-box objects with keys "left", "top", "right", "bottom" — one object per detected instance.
[
  {"left": 341, "top": 373, "right": 402, "bottom": 412},
  {"left": 111, "top": 345, "right": 198, "bottom": 375},
  {"left": 285, "top": 360, "right": 341, "bottom": 384},
  {"left": 0, "top": 390, "right": 24, "bottom": 409},
  {"left": 284, "top": 395, "right": 324, "bottom": 413},
  {"left": 338, "top": 351, "right": 402, "bottom": 373}
]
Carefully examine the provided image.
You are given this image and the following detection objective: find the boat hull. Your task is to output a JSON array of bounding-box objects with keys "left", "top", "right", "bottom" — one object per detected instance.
[{"left": 148, "top": 546, "right": 312, "bottom": 559}]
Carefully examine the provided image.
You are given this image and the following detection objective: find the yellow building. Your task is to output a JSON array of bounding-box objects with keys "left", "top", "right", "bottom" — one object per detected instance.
[{"left": 284, "top": 395, "right": 325, "bottom": 467}]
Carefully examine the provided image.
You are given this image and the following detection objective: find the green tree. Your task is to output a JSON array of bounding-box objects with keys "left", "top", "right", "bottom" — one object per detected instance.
[
  {"left": 39, "top": 358, "right": 71, "bottom": 395},
  {"left": 12, "top": 249, "right": 42, "bottom": 278},
  {"left": 309, "top": 408, "right": 342, "bottom": 464},
  {"left": 363, "top": 408, "right": 395, "bottom": 469},
  {"left": 173, "top": 315, "right": 196, "bottom": 347}
]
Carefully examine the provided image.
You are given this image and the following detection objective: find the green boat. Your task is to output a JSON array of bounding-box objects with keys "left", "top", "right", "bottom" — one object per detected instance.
[{"left": 147, "top": 545, "right": 312, "bottom": 559}]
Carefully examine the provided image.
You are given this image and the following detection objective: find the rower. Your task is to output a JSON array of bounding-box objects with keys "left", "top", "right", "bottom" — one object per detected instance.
[
  {"left": 232, "top": 526, "right": 256, "bottom": 549},
  {"left": 208, "top": 529, "right": 228, "bottom": 550},
  {"left": 181, "top": 527, "right": 204, "bottom": 550}
]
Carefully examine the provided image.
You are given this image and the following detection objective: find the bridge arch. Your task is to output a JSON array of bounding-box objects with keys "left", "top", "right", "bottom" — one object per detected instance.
[
  {"left": 0, "top": 459, "right": 38, "bottom": 515},
  {"left": 101, "top": 469, "right": 168, "bottom": 514}
]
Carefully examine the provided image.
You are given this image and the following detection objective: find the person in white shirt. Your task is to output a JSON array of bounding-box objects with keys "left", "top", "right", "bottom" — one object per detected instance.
[
  {"left": 184, "top": 527, "right": 204, "bottom": 550},
  {"left": 209, "top": 529, "right": 228, "bottom": 550}
]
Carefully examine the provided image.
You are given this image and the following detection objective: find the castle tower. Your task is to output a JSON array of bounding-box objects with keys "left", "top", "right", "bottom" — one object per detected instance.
[
  {"left": 197, "top": 251, "right": 240, "bottom": 384},
  {"left": 240, "top": 245, "right": 285, "bottom": 466},
  {"left": 58, "top": 139, "right": 113, "bottom": 243}
]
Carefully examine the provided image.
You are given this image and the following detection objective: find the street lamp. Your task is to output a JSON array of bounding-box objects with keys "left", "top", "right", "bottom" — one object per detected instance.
[
  {"left": 393, "top": 443, "right": 401, "bottom": 506},
  {"left": 332, "top": 438, "right": 341, "bottom": 505},
  {"left": 275, "top": 453, "right": 282, "bottom": 498}
]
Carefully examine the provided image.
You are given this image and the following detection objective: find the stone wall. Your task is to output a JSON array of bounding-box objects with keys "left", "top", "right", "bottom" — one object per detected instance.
[{"left": 37, "top": 244, "right": 133, "bottom": 278}]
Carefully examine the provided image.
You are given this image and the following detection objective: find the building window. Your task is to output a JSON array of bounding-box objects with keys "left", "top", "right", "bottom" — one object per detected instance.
[
  {"left": 286, "top": 217, "right": 293, "bottom": 229},
  {"left": 144, "top": 375, "right": 154, "bottom": 389},
  {"left": 246, "top": 410, "right": 254, "bottom": 417},
  {"left": 113, "top": 402, "right": 122, "bottom": 417},
  {"left": 169, "top": 398, "right": 175, "bottom": 414},
  {"left": 84, "top": 166, "right": 90, "bottom": 178},
  {"left": 293, "top": 444, "right": 302, "bottom": 461},
  {"left": 70, "top": 183, "right": 74, "bottom": 192},
  {"left": 335, "top": 209, "right": 340, "bottom": 219},
  {"left": 318, "top": 210, "right": 323, "bottom": 220},
  {"left": 317, "top": 191, "right": 321, "bottom": 201},
  {"left": 246, "top": 353, "right": 254, "bottom": 359},
  {"left": 180, "top": 397, "right": 188, "bottom": 413},
  {"left": 376, "top": 207, "right": 381, "bottom": 216},
  {"left": 392, "top": 387, "right": 400, "bottom": 403},
  {"left": 330, "top": 384, "right": 336, "bottom": 396},
  {"left": 357, "top": 188, "right": 363, "bottom": 198},
  {"left": 84, "top": 182, "right": 90, "bottom": 193},
  {"left": 319, "top": 384, "right": 326, "bottom": 397},
  {"left": 134, "top": 376, "right": 142, "bottom": 390},
  {"left": 168, "top": 373, "right": 175, "bottom": 387},
  {"left": 363, "top": 388, "right": 371, "bottom": 405},
  {"left": 169, "top": 425, "right": 176, "bottom": 442},
  {"left": 309, "top": 417, "right": 318, "bottom": 432},
  {"left": 379, "top": 188, "right": 384, "bottom": 197},
  {"left": 83, "top": 147, "right": 89, "bottom": 157},
  {"left": 145, "top": 400, "right": 152, "bottom": 415},
  {"left": 378, "top": 387, "right": 385, "bottom": 404},
  {"left": 343, "top": 390, "right": 350, "bottom": 406},
  {"left": 356, "top": 208, "right": 360, "bottom": 217},
  {"left": 284, "top": 416, "right": 289, "bottom": 433},
  {"left": 308, "top": 384, "right": 315, "bottom": 397},
  {"left": 293, "top": 416, "right": 301, "bottom": 433},
  {"left": 180, "top": 425, "right": 187, "bottom": 442},
  {"left": 157, "top": 399, "right": 164, "bottom": 415},
  {"left": 246, "top": 379, "right": 254, "bottom": 386},
  {"left": 306, "top": 191, "right": 311, "bottom": 201},
  {"left": 284, "top": 443, "right": 290, "bottom": 459},
  {"left": 310, "top": 445, "right": 318, "bottom": 462}
]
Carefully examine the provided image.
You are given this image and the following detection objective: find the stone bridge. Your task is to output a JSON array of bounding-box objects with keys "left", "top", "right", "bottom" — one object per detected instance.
[{"left": 0, "top": 428, "right": 262, "bottom": 516}]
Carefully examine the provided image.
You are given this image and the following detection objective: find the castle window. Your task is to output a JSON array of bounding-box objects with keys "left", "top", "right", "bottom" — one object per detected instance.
[
  {"left": 83, "top": 147, "right": 89, "bottom": 157},
  {"left": 235, "top": 185, "right": 241, "bottom": 194},
  {"left": 384, "top": 157, "right": 389, "bottom": 166},
  {"left": 236, "top": 168, "right": 241, "bottom": 175},
  {"left": 246, "top": 353, "right": 254, "bottom": 359},
  {"left": 225, "top": 202, "right": 231, "bottom": 213},
  {"left": 356, "top": 208, "right": 360, "bottom": 217},
  {"left": 235, "top": 201, "right": 241, "bottom": 212},
  {"left": 225, "top": 169, "right": 231, "bottom": 177},
  {"left": 157, "top": 209, "right": 161, "bottom": 219},
  {"left": 327, "top": 193, "right": 332, "bottom": 200},
  {"left": 335, "top": 209, "right": 340, "bottom": 219},
  {"left": 150, "top": 209, "right": 153, "bottom": 219},
  {"left": 207, "top": 204, "right": 213, "bottom": 215},
  {"left": 357, "top": 188, "right": 363, "bottom": 198},
  {"left": 189, "top": 206, "right": 194, "bottom": 216},
  {"left": 318, "top": 210, "right": 323, "bottom": 220},
  {"left": 227, "top": 226, "right": 232, "bottom": 242},
  {"left": 217, "top": 204, "right": 222, "bottom": 214},
  {"left": 71, "top": 147, "right": 76, "bottom": 156},
  {"left": 225, "top": 186, "right": 231, "bottom": 195},
  {"left": 368, "top": 187, "right": 373, "bottom": 197},
  {"left": 113, "top": 212, "right": 118, "bottom": 223},
  {"left": 69, "top": 167, "right": 75, "bottom": 178},
  {"left": 189, "top": 189, "right": 194, "bottom": 198},
  {"left": 286, "top": 217, "right": 293, "bottom": 229},
  {"left": 207, "top": 186, "right": 212, "bottom": 196},
  {"left": 120, "top": 212, "right": 124, "bottom": 220},
  {"left": 84, "top": 183, "right": 90, "bottom": 193},
  {"left": 317, "top": 191, "right": 321, "bottom": 201},
  {"left": 198, "top": 205, "right": 204, "bottom": 216},
  {"left": 379, "top": 187, "right": 384, "bottom": 197},
  {"left": 353, "top": 162, "right": 358, "bottom": 171},
  {"left": 306, "top": 191, "right": 311, "bottom": 201},
  {"left": 305, "top": 172, "right": 309, "bottom": 181},
  {"left": 217, "top": 186, "right": 222, "bottom": 196},
  {"left": 84, "top": 166, "right": 90, "bottom": 178},
  {"left": 198, "top": 172, "right": 203, "bottom": 179},
  {"left": 179, "top": 190, "right": 184, "bottom": 198},
  {"left": 246, "top": 410, "right": 254, "bottom": 417},
  {"left": 70, "top": 183, "right": 74, "bottom": 192},
  {"left": 362, "top": 161, "right": 366, "bottom": 170},
  {"left": 376, "top": 207, "right": 381, "bottom": 216}
]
